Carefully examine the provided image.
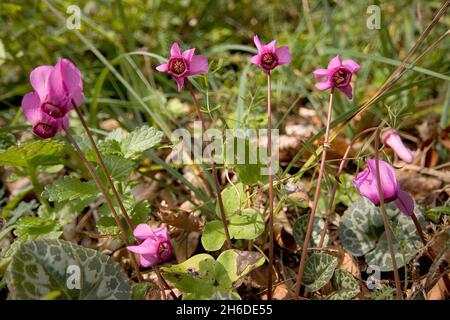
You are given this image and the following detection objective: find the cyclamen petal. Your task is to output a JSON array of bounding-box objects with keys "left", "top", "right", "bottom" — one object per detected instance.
[
  {"left": 251, "top": 35, "right": 291, "bottom": 73},
  {"left": 382, "top": 129, "right": 414, "bottom": 163},
  {"left": 30, "top": 65, "right": 53, "bottom": 102},
  {"left": 188, "top": 55, "right": 208, "bottom": 75},
  {"left": 22, "top": 92, "right": 42, "bottom": 125},
  {"left": 127, "top": 225, "right": 173, "bottom": 268},
  {"left": 156, "top": 42, "right": 208, "bottom": 92},
  {"left": 313, "top": 55, "right": 359, "bottom": 99},
  {"left": 394, "top": 190, "right": 415, "bottom": 216}
]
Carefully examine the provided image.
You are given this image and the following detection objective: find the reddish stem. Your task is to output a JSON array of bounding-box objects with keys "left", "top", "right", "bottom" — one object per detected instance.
[
  {"left": 294, "top": 89, "right": 334, "bottom": 299},
  {"left": 267, "top": 73, "right": 274, "bottom": 300}
]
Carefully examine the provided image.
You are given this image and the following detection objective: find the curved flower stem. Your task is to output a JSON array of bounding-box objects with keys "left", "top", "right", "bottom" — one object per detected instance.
[
  {"left": 186, "top": 80, "right": 232, "bottom": 249},
  {"left": 72, "top": 102, "right": 135, "bottom": 232},
  {"left": 267, "top": 72, "right": 274, "bottom": 300},
  {"left": 374, "top": 127, "right": 402, "bottom": 300},
  {"left": 294, "top": 89, "right": 334, "bottom": 299},
  {"left": 411, "top": 213, "right": 426, "bottom": 246},
  {"left": 318, "top": 127, "right": 378, "bottom": 248},
  {"left": 153, "top": 266, "right": 178, "bottom": 300},
  {"left": 64, "top": 129, "right": 144, "bottom": 283}
]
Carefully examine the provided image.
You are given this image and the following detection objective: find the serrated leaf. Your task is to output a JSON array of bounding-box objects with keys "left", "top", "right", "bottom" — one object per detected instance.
[
  {"left": 293, "top": 215, "right": 328, "bottom": 248},
  {"left": 0, "top": 140, "right": 64, "bottom": 167},
  {"left": 95, "top": 155, "right": 136, "bottom": 182},
  {"left": 43, "top": 176, "right": 99, "bottom": 202},
  {"left": 14, "top": 216, "right": 59, "bottom": 239},
  {"left": 201, "top": 220, "right": 226, "bottom": 251},
  {"left": 121, "top": 126, "right": 163, "bottom": 159},
  {"left": 326, "top": 269, "right": 360, "bottom": 300},
  {"left": 6, "top": 239, "right": 131, "bottom": 299},
  {"left": 216, "top": 183, "right": 246, "bottom": 217},
  {"left": 228, "top": 208, "right": 264, "bottom": 240},
  {"left": 303, "top": 253, "right": 338, "bottom": 292}
]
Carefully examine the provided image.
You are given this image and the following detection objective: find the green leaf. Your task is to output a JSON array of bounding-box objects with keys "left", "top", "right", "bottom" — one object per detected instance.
[
  {"left": 119, "top": 126, "right": 163, "bottom": 159},
  {"left": 201, "top": 220, "right": 226, "bottom": 251},
  {"left": 302, "top": 253, "right": 338, "bottom": 292},
  {"left": 216, "top": 249, "right": 265, "bottom": 283},
  {"left": 6, "top": 239, "right": 131, "bottom": 300},
  {"left": 339, "top": 197, "right": 425, "bottom": 271},
  {"left": 14, "top": 216, "right": 60, "bottom": 239},
  {"left": 95, "top": 154, "right": 137, "bottom": 182},
  {"left": 216, "top": 183, "right": 246, "bottom": 217},
  {"left": 293, "top": 215, "right": 328, "bottom": 248},
  {"left": 131, "top": 283, "right": 150, "bottom": 300},
  {"left": 0, "top": 133, "right": 16, "bottom": 152},
  {"left": 161, "top": 250, "right": 263, "bottom": 300},
  {"left": 232, "top": 137, "right": 269, "bottom": 185},
  {"left": 42, "top": 176, "right": 99, "bottom": 202},
  {"left": 229, "top": 208, "right": 265, "bottom": 240},
  {"left": 0, "top": 140, "right": 64, "bottom": 168},
  {"left": 327, "top": 269, "right": 360, "bottom": 300}
]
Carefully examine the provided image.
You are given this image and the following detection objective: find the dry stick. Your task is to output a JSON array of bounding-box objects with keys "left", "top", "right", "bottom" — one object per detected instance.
[
  {"left": 318, "top": 127, "right": 378, "bottom": 248},
  {"left": 186, "top": 80, "right": 232, "bottom": 249},
  {"left": 64, "top": 129, "right": 144, "bottom": 283},
  {"left": 72, "top": 102, "right": 135, "bottom": 232},
  {"left": 267, "top": 73, "right": 274, "bottom": 300},
  {"left": 294, "top": 89, "right": 335, "bottom": 299},
  {"left": 374, "top": 128, "right": 402, "bottom": 300}
]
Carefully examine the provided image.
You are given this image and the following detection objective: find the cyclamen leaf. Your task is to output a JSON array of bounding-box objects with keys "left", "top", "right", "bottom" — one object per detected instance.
[
  {"left": 0, "top": 140, "right": 64, "bottom": 167},
  {"left": 201, "top": 220, "right": 226, "bottom": 251},
  {"left": 6, "top": 239, "right": 131, "bottom": 299},
  {"left": 43, "top": 176, "right": 99, "bottom": 202},
  {"left": 302, "top": 253, "right": 338, "bottom": 292},
  {"left": 326, "top": 269, "right": 360, "bottom": 300}
]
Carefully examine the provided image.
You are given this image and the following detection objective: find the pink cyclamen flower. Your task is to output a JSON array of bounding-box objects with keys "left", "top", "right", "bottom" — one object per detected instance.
[
  {"left": 382, "top": 129, "right": 414, "bottom": 163},
  {"left": 353, "top": 158, "right": 414, "bottom": 216},
  {"left": 156, "top": 42, "right": 208, "bottom": 91},
  {"left": 22, "top": 92, "right": 69, "bottom": 139},
  {"left": 313, "top": 55, "right": 360, "bottom": 99},
  {"left": 28, "top": 59, "right": 83, "bottom": 118},
  {"left": 250, "top": 35, "right": 291, "bottom": 74},
  {"left": 127, "top": 224, "right": 173, "bottom": 268}
]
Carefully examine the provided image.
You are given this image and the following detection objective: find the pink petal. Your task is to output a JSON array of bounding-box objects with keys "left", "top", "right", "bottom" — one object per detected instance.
[
  {"left": 152, "top": 227, "right": 169, "bottom": 240},
  {"left": 253, "top": 35, "right": 264, "bottom": 51},
  {"left": 170, "top": 42, "right": 182, "bottom": 57},
  {"left": 342, "top": 59, "right": 360, "bottom": 73},
  {"left": 57, "top": 115, "right": 69, "bottom": 131},
  {"left": 182, "top": 48, "right": 196, "bottom": 61},
  {"left": 327, "top": 55, "right": 342, "bottom": 69},
  {"left": 127, "top": 243, "right": 151, "bottom": 254},
  {"left": 30, "top": 65, "right": 53, "bottom": 101},
  {"left": 266, "top": 40, "right": 277, "bottom": 53},
  {"left": 250, "top": 54, "right": 261, "bottom": 66},
  {"left": 188, "top": 55, "right": 208, "bottom": 75},
  {"left": 394, "top": 190, "right": 414, "bottom": 216},
  {"left": 22, "top": 92, "right": 42, "bottom": 125},
  {"left": 175, "top": 77, "right": 185, "bottom": 91},
  {"left": 48, "top": 61, "right": 66, "bottom": 104},
  {"left": 275, "top": 46, "right": 291, "bottom": 65},
  {"left": 133, "top": 223, "right": 154, "bottom": 240},
  {"left": 353, "top": 168, "right": 380, "bottom": 205},
  {"left": 140, "top": 254, "right": 158, "bottom": 267},
  {"left": 366, "top": 158, "right": 399, "bottom": 202},
  {"left": 315, "top": 80, "right": 333, "bottom": 91},
  {"left": 313, "top": 68, "right": 330, "bottom": 79},
  {"left": 156, "top": 63, "right": 168, "bottom": 72},
  {"left": 59, "top": 59, "right": 83, "bottom": 106},
  {"left": 382, "top": 129, "right": 414, "bottom": 163},
  {"left": 339, "top": 85, "right": 353, "bottom": 99}
]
